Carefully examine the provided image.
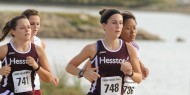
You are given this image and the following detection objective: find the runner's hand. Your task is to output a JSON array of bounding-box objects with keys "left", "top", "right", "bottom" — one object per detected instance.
[
  {"left": 52, "top": 75, "right": 59, "bottom": 86},
  {"left": 140, "top": 63, "right": 149, "bottom": 79},
  {"left": 83, "top": 68, "right": 100, "bottom": 82},
  {"left": 120, "top": 61, "right": 133, "bottom": 75},
  {"left": 0, "top": 63, "right": 11, "bottom": 77},
  {"left": 26, "top": 56, "right": 38, "bottom": 69}
]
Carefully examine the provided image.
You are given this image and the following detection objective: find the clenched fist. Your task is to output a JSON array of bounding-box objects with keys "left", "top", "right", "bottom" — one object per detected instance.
[{"left": 0, "top": 64, "right": 11, "bottom": 77}]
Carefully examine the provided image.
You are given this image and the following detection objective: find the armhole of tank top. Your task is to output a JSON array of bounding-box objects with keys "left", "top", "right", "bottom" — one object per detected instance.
[
  {"left": 132, "top": 42, "right": 139, "bottom": 50},
  {"left": 1, "top": 43, "right": 10, "bottom": 62},
  {"left": 6, "top": 43, "right": 11, "bottom": 55},
  {"left": 32, "top": 43, "right": 39, "bottom": 59},
  {"left": 90, "top": 40, "right": 99, "bottom": 61},
  {"left": 124, "top": 42, "right": 129, "bottom": 56}
]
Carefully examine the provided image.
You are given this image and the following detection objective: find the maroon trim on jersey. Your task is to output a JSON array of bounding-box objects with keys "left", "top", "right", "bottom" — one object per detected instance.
[
  {"left": 0, "top": 43, "right": 39, "bottom": 94},
  {"left": 88, "top": 39, "right": 129, "bottom": 95}
]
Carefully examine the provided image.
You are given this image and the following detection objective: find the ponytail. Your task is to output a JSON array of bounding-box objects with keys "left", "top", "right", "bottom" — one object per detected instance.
[
  {"left": 0, "top": 15, "right": 26, "bottom": 42},
  {"left": 0, "top": 21, "right": 11, "bottom": 42}
]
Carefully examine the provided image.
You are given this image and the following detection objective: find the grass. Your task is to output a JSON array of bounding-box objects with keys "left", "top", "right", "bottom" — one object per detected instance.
[
  {"left": 41, "top": 77, "right": 85, "bottom": 95},
  {"left": 40, "top": 61, "right": 86, "bottom": 95}
]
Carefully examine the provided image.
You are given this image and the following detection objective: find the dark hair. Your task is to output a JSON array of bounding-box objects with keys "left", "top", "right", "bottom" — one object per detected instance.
[
  {"left": 122, "top": 11, "right": 137, "bottom": 24},
  {"left": 99, "top": 9, "right": 121, "bottom": 24},
  {"left": 21, "top": 9, "right": 40, "bottom": 19},
  {"left": 0, "top": 15, "right": 27, "bottom": 42}
]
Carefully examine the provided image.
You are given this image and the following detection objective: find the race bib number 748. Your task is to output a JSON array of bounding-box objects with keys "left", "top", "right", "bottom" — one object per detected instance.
[{"left": 101, "top": 76, "right": 122, "bottom": 95}]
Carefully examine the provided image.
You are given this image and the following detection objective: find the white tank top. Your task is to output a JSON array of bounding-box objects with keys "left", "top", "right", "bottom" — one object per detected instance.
[
  {"left": 33, "top": 36, "right": 42, "bottom": 47},
  {"left": 33, "top": 36, "right": 42, "bottom": 90}
]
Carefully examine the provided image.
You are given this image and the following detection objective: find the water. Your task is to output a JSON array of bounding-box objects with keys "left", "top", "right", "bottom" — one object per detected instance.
[
  {"left": 0, "top": 4, "right": 190, "bottom": 95},
  {"left": 43, "top": 39, "right": 190, "bottom": 95},
  {"left": 134, "top": 11, "right": 190, "bottom": 42},
  {"left": 43, "top": 12, "right": 190, "bottom": 95}
]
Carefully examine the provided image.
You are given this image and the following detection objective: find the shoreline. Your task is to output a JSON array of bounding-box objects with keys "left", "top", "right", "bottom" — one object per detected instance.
[
  {"left": 0, "top": 3, "right": 188, "bottom": 41},
  {"left": 0, "top": 2, "right": 190, "bottom": 15}
]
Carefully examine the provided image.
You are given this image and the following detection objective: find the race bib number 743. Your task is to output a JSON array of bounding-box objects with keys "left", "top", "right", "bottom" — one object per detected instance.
[{"left": 101, "top": 76, "right": 122, "bottom": 95}]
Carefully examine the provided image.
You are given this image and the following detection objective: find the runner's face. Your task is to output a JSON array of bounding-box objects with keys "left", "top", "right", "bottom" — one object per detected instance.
[
  {"left": 28, "top": 15, "right": 40, "bottom": 37},
  {"left": 121, "top": 18, "right": 137, "bottom": 42},
  {"left": 103, "top": 14, "right": 123, "bottom": 39},
  {"left": 12, "top": 18, "right": 31, "bottom": 41}
]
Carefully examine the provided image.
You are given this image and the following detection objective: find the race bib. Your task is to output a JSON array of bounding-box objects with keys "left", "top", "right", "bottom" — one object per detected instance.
[
  {"left": 101, "top": 76, "right": 122, "bottom": 95},
  {"left": 12, "top": 70, "right": 32, "bottom": 93},
  {"left": 123, "top": 77, "right": 137, "bottom": 95}
]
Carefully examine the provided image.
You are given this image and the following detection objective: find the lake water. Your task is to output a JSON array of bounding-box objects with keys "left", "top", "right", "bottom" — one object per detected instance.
[
  {"left": 43, "top": 40, "right": 190, "bottom": 95},
  {"left": 43, "top": 12, "right": 190, "bottom": 95},
  {"left": 0, "top": 4, "right": 190, "bottom": 95},
  {"left": 42, "top": 11, "right": 190, "bottom": 95}
]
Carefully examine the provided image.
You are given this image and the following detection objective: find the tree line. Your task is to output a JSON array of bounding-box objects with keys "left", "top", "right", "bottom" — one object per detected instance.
[{"left": 0, "top": 0, "right": 166, "bottom": 8}]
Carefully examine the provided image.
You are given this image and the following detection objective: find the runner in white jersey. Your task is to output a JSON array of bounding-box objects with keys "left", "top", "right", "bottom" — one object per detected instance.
[
  {"left": 33, "top": 36, "right": 42, "bottom": 90},
  {"left": 21, "top": 9, "right": 59, "bottom": 95},
  {"left": 121, "top": 11, "right": 149, "bottom": 95},
  {"left": 123, "top": 42, "right": 139, "bottom": 95}
]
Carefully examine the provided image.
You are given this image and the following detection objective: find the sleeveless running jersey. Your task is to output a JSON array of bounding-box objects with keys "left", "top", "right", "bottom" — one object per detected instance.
[
  {"left": 131, "top": 42, "right": 139, "bottom": 58},
  {"left": 8, "top": 36, "right": 42, "bottom": 91},
  {"left": 87, "top": 39, "right": 129, "bottom": 95},
  {"left": 33, "top": 36, "right": 42, "bottom": 47},
  {"left": 0, "top": 42, "right": 39, "bottom": 95},
  {"left": 33, "top": 36, "right": 42, "bottom": 90}
]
